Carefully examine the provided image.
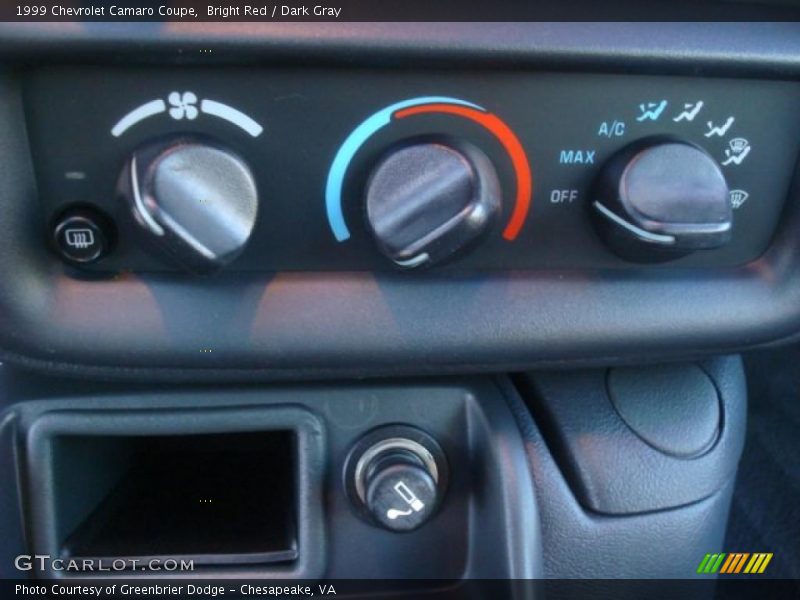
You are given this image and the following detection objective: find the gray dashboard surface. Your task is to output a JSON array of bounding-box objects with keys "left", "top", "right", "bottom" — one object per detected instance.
[{"left": 1, "top": 23, "right": 800, "bottom": 380}]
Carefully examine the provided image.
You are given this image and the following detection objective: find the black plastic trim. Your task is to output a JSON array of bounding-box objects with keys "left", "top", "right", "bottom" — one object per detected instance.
[
  {"left": 24, "top": 406, "right": 326, "bottom": 579},
  {"left": 0, "top": 23, "right": 800, "bottom": 79},
  {"left": 2, "top": 375, "right": 541, "bottom": 580},
  {"left": 1, "top": 24, "right": 800, "bottom": 379},
  {"left": 516, "top": 357, "right": 746, "bottom": 515}
]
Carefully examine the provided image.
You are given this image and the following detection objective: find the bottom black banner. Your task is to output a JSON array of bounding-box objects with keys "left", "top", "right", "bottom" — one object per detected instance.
[{"left": 2, "top": 579, "right": 800, "bottom": 600}]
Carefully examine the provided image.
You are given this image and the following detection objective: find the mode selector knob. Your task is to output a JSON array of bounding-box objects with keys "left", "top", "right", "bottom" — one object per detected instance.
[
  {"left": 591, "top": 137, "right": 732, "bottom": 262},
  {"left": 365, "top": 140, "right": 501, "bottom": 269},
  {"left": 119, "top": 138, "right": 258, "bottom": 274}
]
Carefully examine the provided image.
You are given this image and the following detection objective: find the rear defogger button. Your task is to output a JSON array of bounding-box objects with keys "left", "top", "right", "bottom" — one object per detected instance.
[{"left": 52, "top": 207, "right": 114, "bottom": 264}]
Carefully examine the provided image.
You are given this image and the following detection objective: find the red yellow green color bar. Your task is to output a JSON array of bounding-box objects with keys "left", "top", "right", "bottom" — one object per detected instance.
[{"left": 697, "top": 552, "right": 773, "bottom": 574}]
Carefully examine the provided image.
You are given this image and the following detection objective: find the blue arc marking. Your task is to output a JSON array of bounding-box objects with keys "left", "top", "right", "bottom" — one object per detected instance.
[{"left": 325, "top": 96, "right": 484, "bottom": 241}]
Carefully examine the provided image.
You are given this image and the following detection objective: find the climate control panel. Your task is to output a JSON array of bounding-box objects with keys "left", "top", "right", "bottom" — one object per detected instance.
[{"left": 24, "top": 68, "right": 800, "bottom": 273}]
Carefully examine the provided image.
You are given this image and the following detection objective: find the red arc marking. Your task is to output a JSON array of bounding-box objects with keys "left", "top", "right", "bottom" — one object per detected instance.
[{"left": 394, "top": 103, "right": 532, "bottom": 241}]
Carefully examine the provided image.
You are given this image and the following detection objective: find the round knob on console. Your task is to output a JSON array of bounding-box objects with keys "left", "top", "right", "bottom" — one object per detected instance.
[
  {"left": 591, "top": 137, "right": 731, "bottom": 262},
  {"left": 344, "top": 425, "right": 448, "bottom": 533},
  {"left": 364, "top": 140, "right": 501, "bottom": 269},
  {"left": 363, "top": 448, "right": 438, "bottom": 531},
  {"left": 119, "top": 138, "right": 258, "bottom": 274}
]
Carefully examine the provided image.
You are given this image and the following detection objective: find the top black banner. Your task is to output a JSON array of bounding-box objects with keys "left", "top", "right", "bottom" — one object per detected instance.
[{"left": 3, "top": 0, "right": 800, "bottom": 22}]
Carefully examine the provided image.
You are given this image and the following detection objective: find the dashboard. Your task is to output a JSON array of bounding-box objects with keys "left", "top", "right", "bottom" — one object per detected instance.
[
  {"left": 0, "top": 22, "right": 799, "bottom": 380},
  {"left": 1, "top": 17, "right": 798, "bottom": 594},
  {"left": 28, "top": 69, "right": 800, "bottom": 271}
]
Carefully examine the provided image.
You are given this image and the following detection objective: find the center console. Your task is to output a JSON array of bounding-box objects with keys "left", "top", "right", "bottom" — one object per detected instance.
[{"left": 0, "top": 19, "right": 797, "bottom": 596}]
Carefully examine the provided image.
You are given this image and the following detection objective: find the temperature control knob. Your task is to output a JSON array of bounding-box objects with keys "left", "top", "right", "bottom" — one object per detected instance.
[
  {"left": 119, "top": 138, "right": 258, "bottom": 274},
  {"left": 591, "top": 137, "right": 731, "bottom": 262},
  {"left": 364, "top": 140, "right": 501, "bottom": 269}
]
